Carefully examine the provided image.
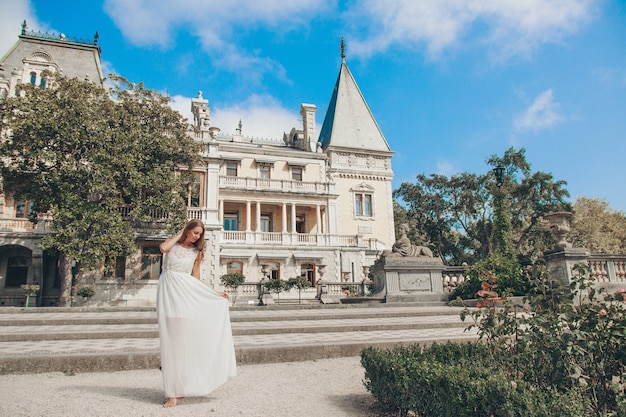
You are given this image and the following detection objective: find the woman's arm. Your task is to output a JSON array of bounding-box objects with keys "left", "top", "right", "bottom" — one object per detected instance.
[
  {"left": 191, "top": 250, "right": 204, "bottom": 279},
  {"left": 160, "top": 228, "right": 184, "bottom": 254}
]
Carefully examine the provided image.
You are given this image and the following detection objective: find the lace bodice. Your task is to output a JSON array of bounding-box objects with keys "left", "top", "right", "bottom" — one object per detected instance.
[{"left": 162, "top": 244, "right": 198, "bottom": 274}]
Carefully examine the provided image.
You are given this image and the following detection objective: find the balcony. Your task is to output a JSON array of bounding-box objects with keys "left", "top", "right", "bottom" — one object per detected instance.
[
  {"left": 222, "top": 231, "right": 381, "bottom": 249},
  {"left": 219, "top": 176, "right": 329, "bottom": 194},
  {"left": 0, "top": 218, "right": 52, "bottom": 232}
]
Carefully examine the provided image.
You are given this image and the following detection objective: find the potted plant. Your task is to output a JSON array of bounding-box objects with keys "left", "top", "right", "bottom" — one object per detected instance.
[
  {"left": 286, "top": 275, "right": 311, "bottom": 304},
  {"left": 220, "top": 272, "right": 246, "bottom": 304},
  {"left": 20, "top": 283, "right": 40, "bottom": 308}
]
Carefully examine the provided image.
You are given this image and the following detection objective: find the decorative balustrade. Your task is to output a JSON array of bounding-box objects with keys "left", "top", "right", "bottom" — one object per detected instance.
[
  {"left": 223, "top": 283, "right": 260, "bottom": 298},
  {"left": 220, "top": 231, "right": 373, "bottom": 248},
  {"left": 587, "top": 255, "right": 626, "bottom": 282},
  {"left": 442, "top": 266, "right": 468, "bottom": 293},
  {"left": 219, "top": 175, "right": 328, "bottom": 194},
  {"left": 295, "top": 234, "right": 317, "bottom": 244},
  {"left": 0, "top": 218, "right": 52, "bottom": 231}
]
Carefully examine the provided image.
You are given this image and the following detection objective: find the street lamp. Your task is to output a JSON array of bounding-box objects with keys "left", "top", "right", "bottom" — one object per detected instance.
[{"left": 492, "top": 165, "right": 505, "bottom": 187}]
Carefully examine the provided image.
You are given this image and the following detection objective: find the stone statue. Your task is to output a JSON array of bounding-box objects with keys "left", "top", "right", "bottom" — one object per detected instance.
[{"left": 383, "top": 223, "right": 433, "bottom": 258}]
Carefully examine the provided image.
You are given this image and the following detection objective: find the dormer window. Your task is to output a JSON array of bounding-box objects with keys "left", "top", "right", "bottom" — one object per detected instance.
[
  {"left": 288, "top": 162, "right": 305, "bottom": 181},
  {"left": 259, "top": 164, "right": 271, "bottom": 180},
  {"left": 291, "top": 167, "right": 302, "bottom": 181},
  {"left": 255, "top": 159, "right": 274, "bottom": 180},
  {"left": 225, "top": 161, "right": 239, "bottom": 177}
]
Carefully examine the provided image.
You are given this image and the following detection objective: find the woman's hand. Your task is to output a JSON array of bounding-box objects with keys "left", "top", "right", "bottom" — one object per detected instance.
[{"left": 219, "top": 291, "right": 229, "bottom": 300}]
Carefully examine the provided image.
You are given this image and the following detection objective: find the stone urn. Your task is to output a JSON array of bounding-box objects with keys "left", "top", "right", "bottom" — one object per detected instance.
[{"left": 544, "top": 212, "right": 573, "bottom": 249}]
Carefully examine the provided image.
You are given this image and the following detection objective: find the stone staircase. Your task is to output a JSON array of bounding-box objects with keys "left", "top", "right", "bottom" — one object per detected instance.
[{"left": 0, "top": 303, "right": 478, "bottom": 375}]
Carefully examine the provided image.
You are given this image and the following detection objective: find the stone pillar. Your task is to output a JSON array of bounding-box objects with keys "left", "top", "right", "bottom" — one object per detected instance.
[
  {"left": 255, "top": 202, "right": 261, "bottom": 232},
  {"left": 544, "top": 248, "right": 588, "bottom": 285},
  {"left": 543, "top": 211, "right": 588, "bottom": 285},
  {"left": 246, "top": 201, "right": 251, "bottom": 232}
]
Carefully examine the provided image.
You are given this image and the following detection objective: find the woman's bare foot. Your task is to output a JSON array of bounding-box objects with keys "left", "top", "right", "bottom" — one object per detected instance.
[{"left": 163, "top": 398, "right": 177, "bottom": 408}]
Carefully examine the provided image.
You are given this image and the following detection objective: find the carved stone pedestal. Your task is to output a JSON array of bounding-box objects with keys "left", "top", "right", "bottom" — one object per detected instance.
[{"left": 370, "top": 256, "right": 446, "bottom": 303}]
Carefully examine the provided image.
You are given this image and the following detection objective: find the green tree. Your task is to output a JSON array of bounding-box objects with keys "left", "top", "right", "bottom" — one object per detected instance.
[
  {"left": 569, "top": 197, "right": 626, "bottom": 253},
  {"left": 394, "top": 147, "right": 571, "bottom": 265},
  {"left": 0, "top": 73, "right": 200, "bottom": 306}
]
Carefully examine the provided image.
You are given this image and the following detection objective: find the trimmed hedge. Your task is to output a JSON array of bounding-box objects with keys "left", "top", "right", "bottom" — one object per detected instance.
[{"left": 361, "top": 342, "right": 589, "bottom": 417}]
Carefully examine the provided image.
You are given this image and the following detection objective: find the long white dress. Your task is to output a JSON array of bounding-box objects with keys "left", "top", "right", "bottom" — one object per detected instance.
[{"left": 156, "top": 244, "right": 236, "bottom": 398}]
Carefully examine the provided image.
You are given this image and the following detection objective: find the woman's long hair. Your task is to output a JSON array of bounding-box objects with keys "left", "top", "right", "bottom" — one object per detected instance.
[{"left": 177, "top": 219, "right": 206, "bottom": 252}]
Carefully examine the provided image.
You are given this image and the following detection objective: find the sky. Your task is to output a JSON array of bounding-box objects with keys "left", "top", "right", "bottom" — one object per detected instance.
[{"left": 2, "top": 0, "right": 626, "bottom": 213}]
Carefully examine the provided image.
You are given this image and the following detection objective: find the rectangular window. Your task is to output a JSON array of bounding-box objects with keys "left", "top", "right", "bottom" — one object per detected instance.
[
  {"left": 141, "top": 246, "right": 162, "bottom": 279},
  {"left": 260, "top": 214, "right": 272, "bottom": 232},
  {"left": 291, "top": 167, "right": 303, "bottom": 181},
  {"left": 226, "top": 162, "right": 238, "bottom": 177},
  {"left": 182, "top": 171, "right": 203, "bottom": 207},
  {"left": 355, "top": 193, "right": 373, "bottom": 217},
  {"left": 15, "top": 201, "right": 34, "bottom": 219},
  {"left": 259, "top": 164, "right": 271, "bottom": 180},
  {"left": 224, "top": 213, "right": 238, "bottom": 231},
  {"left": 103, "top": 255, "right": 126, "bottom": 279}
]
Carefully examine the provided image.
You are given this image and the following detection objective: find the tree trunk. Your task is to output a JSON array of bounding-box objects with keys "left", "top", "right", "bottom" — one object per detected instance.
[{"left": 57, "top": 253, "right": 74, "bottom": 307}]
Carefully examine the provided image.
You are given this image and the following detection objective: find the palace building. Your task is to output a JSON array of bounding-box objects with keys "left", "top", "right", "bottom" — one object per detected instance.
[{"left": 0, "top": 24, "right": 394, "bottom": 306}]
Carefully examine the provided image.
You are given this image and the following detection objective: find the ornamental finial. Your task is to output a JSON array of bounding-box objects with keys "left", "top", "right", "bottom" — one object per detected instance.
[
  {"left": 340, "top": 37, "right": 346, "bottom": 61},
  {"left": 21, "top": 20, "right": 27, "bottom": 35}
]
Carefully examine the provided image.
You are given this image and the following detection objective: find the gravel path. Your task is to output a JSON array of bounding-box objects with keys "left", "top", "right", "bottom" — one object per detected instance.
[{"left": 0, "top": 357, "right": 390, "bottom": 417}]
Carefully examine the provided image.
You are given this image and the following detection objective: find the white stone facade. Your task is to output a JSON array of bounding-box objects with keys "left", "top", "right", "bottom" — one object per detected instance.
[{"left": 0, "top": 25, "right": 395, "bottom": 307}]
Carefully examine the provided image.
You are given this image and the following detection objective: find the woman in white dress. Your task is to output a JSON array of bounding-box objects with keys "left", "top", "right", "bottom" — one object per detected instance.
[{"left": 157, "top": 219, "right": 237, "bottom": 408}]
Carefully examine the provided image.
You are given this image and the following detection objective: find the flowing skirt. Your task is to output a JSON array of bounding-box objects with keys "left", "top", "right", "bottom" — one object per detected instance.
[{"left": 157, "top": 270, "right": 236, "bottom": 398}]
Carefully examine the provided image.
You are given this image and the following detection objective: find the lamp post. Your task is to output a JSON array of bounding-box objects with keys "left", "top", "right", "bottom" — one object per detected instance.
[
  {"left": 492, "top": 165, "right": 505, "bottom": 188},
  {"left": 491, "top": 164, "right": 514, "bottom": 257}
]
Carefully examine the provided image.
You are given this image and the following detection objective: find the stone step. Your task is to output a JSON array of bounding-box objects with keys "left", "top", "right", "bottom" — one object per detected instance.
[
  {"left": 0, "top": 314, "right": 468, "bottom": 341},
  {"left": 0, "top": 304, "right": 478, "bottom": 375},
  {"left": 0, "top": 304, "right": 465, "bottom": 326}
]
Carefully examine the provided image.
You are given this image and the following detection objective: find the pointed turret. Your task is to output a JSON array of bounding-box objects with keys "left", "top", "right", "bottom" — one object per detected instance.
[
  {"left": 317, "top": 39, "right": 395, "bottom": 255},
  {"left": 318, "top": 40, "right": 391, "bottom": 153}
]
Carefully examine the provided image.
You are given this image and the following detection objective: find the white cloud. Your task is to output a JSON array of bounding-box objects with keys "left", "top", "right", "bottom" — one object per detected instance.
[
  {"left": 513, "top": 89, "right": 564, "bottom": 131},
  {"left": 102, "top": 0, "right": 331, "bottom": 78},
  {"left": 212, "top": 95, "right": 302, "bottom": 139},
  {"left": 168, "top": 93, "right": 302, "bottom": 140},
  {"left": 0, "top": 0, "right": 40, "bottom": 56},
  {"left": 436, "top": 160, "right": 458, "bottom": 177},
  {"left": 593, "top": 66, "right": 626, "bottom": 88},
  {"left": 168, "top": 94, "right": 194, "bottom": 123},
  {"left": 347, "top": 0, "right": 598, "bottom": 60}
]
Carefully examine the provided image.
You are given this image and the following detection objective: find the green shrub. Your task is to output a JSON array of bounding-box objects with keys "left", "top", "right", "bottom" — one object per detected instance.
[
  {"left": 452, "top": 252, "right": 527, "bottom": 299},
  {"left": 76, "top": 286, "right": 95, "bottom": 298},
  {"left": 361, "top": 343, "right": 590, "bottom": 417}
]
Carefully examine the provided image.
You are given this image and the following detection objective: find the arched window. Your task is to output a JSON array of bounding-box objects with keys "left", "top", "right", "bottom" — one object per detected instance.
[
  {"left": 40, "top": 77, "right": 47, "bottom": 90},
  {"left": 6, "top": 256, "right": 29, "bottom": 287},
  {"left": 30, "top": 72, "right": 37, "bottom": 86},
  {"left": 267, "top": 262, "right": 280, "bottom": 280},
  {"left": 226, "top": 261, "right": 243, "bottom": 275},
  {"left": 301, "top": 263, "right": 316, "bottom": 286}
]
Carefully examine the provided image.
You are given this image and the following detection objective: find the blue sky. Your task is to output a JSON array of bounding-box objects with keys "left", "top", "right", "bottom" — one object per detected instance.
[{"left": 2, "top": 0, "right": 626, "bottom": 212}]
